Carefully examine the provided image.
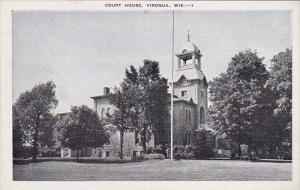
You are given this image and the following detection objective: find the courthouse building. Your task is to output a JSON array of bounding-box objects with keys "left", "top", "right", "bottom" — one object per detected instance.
[{"left": 60, "top": 34, "right": 215, "bottom": 158}]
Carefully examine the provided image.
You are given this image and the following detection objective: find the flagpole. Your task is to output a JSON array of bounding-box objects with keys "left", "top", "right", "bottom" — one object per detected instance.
[{"left": 170, "top": 10, "right": 174, "bottom": 160}]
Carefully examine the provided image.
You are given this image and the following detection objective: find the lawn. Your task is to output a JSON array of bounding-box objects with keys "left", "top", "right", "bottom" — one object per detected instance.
[{"left": 13, "top": 159, "right": 292, "bottom": 181}]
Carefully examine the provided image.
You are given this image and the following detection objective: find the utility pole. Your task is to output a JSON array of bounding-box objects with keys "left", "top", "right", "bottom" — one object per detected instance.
[{"left": 170, "top": 10, "right": 174, "bottom": 160}]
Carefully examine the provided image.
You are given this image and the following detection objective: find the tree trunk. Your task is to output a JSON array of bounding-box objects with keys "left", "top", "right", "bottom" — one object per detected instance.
[
  {"left": 32, "top": 122, "right": 39, "bottom": 162},
  {"left": 248, "top": 143, "right": 255, "bottom": 160},
  {"left": 142, "top": 126, "right": 147, "bottom": 153},
  {"left": 237, "top": 142, "right": 242, "bottom": 158},
  {"left": 76, "top": 148, "right": 79, "bottom": 162},
  {"left": 120, "top": 131, "right": 124, "bottom": 159}
]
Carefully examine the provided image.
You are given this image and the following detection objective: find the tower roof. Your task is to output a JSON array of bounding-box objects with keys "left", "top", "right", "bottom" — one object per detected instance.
[{"left": 178, "top": 31, "right": 200, "bottom": 55}]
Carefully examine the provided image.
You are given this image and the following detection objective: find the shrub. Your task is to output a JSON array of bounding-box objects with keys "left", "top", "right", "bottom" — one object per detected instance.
[
  {"left": 13, "top": 146, "right": 33, "bottom": 159},
  {"left": 250, "top": 156, "right": 260, "bottom": 161},
  {"left": 173, "top": 145, "right": 196, "bottom": 160},
  {"left": 185, "top": 145, "right": 194, "bottom": 153},
  {"left": 173, "top": 145, "right": 185, "bottom": 154},
  {"left": 194, "top": 145, "right": 215, "bottom": 159},
  {"left": 174, "top": 153, "right": 181, "bottom": 160},
  {"left": 135, "top": 153, "right": 165, "bottom": 160},
  {"left": 41, "top": 149, "right": 61, "bottom": 157},
  {"left": 173, "top": 144, "right": 215, "bottom": 160},
  {"left": 185, "top": 152, "right": 195, "bottom": 159},
  {"left": 153, "top": 145, "right": 164, "bottom": 154},
  {"left": 146, "top": 146, "right": 154, "bottom": 154}
]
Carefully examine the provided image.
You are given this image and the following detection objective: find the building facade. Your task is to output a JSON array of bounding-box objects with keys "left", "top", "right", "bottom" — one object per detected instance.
[
  {"left": 90, "top": 89, "right": 154, "bottom": 158},
  {"left": 60, "top": 34, "right": 215, "bottom": 158},
  {"left": 172, "top": 33, "right": 211, "bottom": 146}
]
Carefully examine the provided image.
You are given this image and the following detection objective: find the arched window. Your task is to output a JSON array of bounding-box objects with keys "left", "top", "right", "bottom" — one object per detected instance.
[
  {"left": 135, "top": 131, "right": 139, "bottom": 145},
  {"left": 185, "top": 131, "right": 189, "bottom": 145},
  {"left": 200, "top": 107, "right": 205, "bottom": 124},
  {"left": 107, "top": 107, "right": 111, "bottom": 116},
  {"left": 185, "top": 131, "right": 192, "bottom": 145},
  {"left": 185, "top": 109, "right": 188, "bottom": 123},
  {"left": 101, "top": 108, "right": 105, "bottom": 118}
]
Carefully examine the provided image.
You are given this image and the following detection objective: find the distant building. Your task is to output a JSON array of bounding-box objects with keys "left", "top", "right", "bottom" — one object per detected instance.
[{"left": 90, "top": 88, "right": 154, "bottom": 158}]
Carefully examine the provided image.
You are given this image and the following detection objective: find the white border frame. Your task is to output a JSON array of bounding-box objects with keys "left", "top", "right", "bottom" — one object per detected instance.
[{"left": 1, "top": 1, "right": 299, "bottom": 190}]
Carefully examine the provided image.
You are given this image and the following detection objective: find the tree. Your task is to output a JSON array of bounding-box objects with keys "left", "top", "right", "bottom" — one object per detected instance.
[
  {"left": 265, "top": 48, "right": 292, "bottom": 158},
  {"left": 108, "top": 87, "right": 136, "bottom": 159},
  {"left": 109, "top": 60, "right": 169, "bottom": 154},
  {"left": 209, "top": 50, "right": 269, "bottom": 158},
  {"left": 13, "top": 81, "right": 58, "bottom": 161},
  {"left": 124, "top": 60, "right": 169, "bottom": 152},
  {"left": 37, "top": 113, "right": 57, "bottom": 156},
  {"left": 13, "top": 105, "right": 25, "bottom": 158},
  {"left": 137, "top": 60, "right": 169, "bottom": 151},
  {"left": 53, "top": 113, "right": 71, "bottom": 151},
  {"left": 61, "top": 105, "right": 109, "bottom": 162}
]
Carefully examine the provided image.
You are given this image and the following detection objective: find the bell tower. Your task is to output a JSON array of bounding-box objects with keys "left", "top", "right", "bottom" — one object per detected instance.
[
  {"left": 176, "top": 30, "right": 203, "bottom": 71},
  {"left": 173, "top": 31, "right": 208, "bottom": 129}
]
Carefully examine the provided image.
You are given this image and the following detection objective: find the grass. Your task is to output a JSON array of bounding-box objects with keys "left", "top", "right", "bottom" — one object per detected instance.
[{"left": 13, "top": 158, "right": 292, "bottom": 181}]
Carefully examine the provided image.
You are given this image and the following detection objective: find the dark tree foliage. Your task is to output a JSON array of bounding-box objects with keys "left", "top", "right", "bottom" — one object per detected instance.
[
  {"left": 209, "top": 50, "right": 269, "bottom": 158},
  {"left": 53, "top": 113, "right": 71, "bottom": 150},
  {"left": 109, "top": 60, "right": 169, "bottom": 154},
  {"left": 13, "top": 105, "right": 25, "bottom": 158},
  {"left": 209, "top": 49, "right": 292, "bottom": 159},
  {"left": 137, "top": 60, "right": 169, "bottom": 152},
  {"left": 108, "top": 87, "right": 136, "bottom": 159},
  {"left": 265, "top": 48, "right": 292, "bottom": 158},
  {"left": 61, "top": 105, "right": 109, "bottom": 162},
  {"left": 194, "top": 129, "right": 215, "bottom": 159},
  {"left": 13, "top": 81, "right": 58, "bottom": 161}
]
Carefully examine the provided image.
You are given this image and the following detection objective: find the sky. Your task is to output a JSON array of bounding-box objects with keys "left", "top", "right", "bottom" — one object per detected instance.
[{"left": 12, "top": 11, "right": 291, "bottom": 113}]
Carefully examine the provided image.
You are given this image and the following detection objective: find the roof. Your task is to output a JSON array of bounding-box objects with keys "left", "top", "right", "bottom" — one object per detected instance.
[
  {"left": 173, "top": 97, "right": 195, "bottom": 106},
  {"left": 174, "top": 67, "right": 206, "bottom": 82},
  {"left": 179, "top": 41, "right": 200, "bottom": 54},
  {"left": 55, "top": 112, "right": 71, "bottom": 116},
  {"left": 168, "top": 93, "right": 195, "bottom": 106},
  {"left": 90, "top": 94, "right": 113, "bottom": 100}
]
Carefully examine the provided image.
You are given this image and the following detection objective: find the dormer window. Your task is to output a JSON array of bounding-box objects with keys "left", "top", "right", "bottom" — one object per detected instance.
[{"left": 181, "top": 90, "right": 187, "bottom": 97}]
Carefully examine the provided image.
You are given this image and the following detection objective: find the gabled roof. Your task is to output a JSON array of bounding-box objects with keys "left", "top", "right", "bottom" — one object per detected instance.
[
  {"left": 174, "top": 68, "right": 206, "bottom": 82},
  {"left": 173, "top": 96, "right": 196, "bottom": 106}
]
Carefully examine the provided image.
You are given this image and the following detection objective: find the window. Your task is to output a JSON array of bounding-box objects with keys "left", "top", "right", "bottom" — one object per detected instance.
[
  {"left": 101, "top": 108, "right": 105, "bottom": 118},
  {"left": 185, "top": 131, "right": 188, "bottom": 145},
  {"left": 181, "top": 90, "right": 187, "bottom": 97},
  {"left": 106, "top": 151, "right": 110, "bottom": 157},
  {"left": 135, "top": 131, "right": 140, "bottom": 144},
  {"left": 107, "top": 107, "right": 111, "bottom": 116},
  {"left": 185, "top": 109, "right": 188, "bottom": 123},
  {"left": 189, "top": 110, "right": 191, "bottom": 123},
  {"left": 188, "top": 131, "right": 192, "bottom": 145},
  {"left": 200, "top": 107, "right": 205, "bottom": 124},
  {"left": 185, "top": 131, "right": 191, "bottom": 145},
  {"left": 200, "top": 91, "right": 204, "bottom": 97}
]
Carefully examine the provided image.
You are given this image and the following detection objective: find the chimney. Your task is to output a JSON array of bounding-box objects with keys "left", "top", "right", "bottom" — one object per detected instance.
[{"left": 103, "top": 87, "right": 110, "bottom": 95}]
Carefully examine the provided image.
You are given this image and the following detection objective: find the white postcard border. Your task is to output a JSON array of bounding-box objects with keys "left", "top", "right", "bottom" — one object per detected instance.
[{"left": 1, "top": 1, "right": 299, "bottom": 190}]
